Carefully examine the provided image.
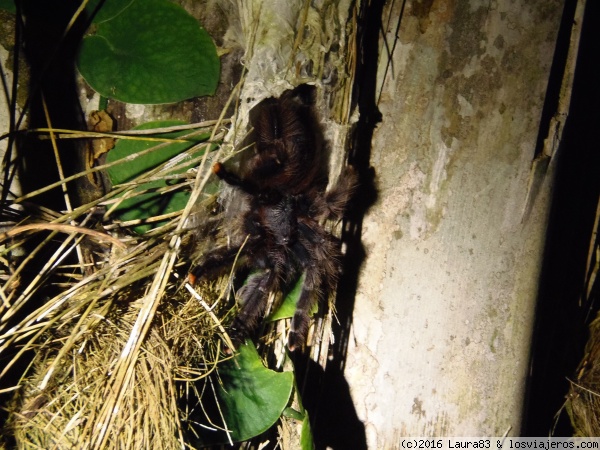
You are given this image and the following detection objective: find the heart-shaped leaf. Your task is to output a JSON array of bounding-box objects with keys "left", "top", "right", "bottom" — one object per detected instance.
[
  {"left": 77, "top": 0, "right": 219, "bottom": 104},
  {"left": 84, "top": 0, "right": 134, "bottom": 24},
  {"left": 209, "top": 342, "right": 294, "bottom": 443}
]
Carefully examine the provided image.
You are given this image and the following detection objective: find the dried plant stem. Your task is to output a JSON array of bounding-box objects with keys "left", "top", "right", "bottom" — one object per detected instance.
[
  {"left": 1, "top": 223, "right": 126, "bottom": 249},
  {"left": 14, "top": 127, "right": 221, "bottom": 204}
]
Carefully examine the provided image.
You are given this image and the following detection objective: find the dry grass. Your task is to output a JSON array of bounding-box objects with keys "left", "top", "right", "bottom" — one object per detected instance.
[
  {"left": 565, "top": 199, "right": 600, "bottom": 437},
  {"left": 0, "top": 112, "right": 237, "bottom": 448}
]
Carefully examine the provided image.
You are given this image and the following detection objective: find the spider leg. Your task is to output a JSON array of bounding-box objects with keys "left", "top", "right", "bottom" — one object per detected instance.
[
  {"left": 212, "top": 162, "right": 258, "bottom": 195},
  {"left": 287, "top": 263, "right": 323, "bottom": 352},
  {"left": 287, "top": 222, "right": 343, "bottom": 351},
  {"left": 189, "top": 243, "right": 244, "bottom": 284},
  {"left": 311, "top": 166, "right": 358, "bottom": 221},
  {"left": 229, "top": 268, "right": 279, "bottom": 346}
]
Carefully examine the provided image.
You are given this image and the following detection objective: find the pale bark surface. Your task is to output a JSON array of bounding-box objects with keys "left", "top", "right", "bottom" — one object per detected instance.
[{"left": 345, "top": 0, "right": 564, "bottom": 444}]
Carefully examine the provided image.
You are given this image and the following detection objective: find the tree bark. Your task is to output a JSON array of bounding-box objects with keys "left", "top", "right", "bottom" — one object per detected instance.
[{"left": 344, "top": 0, "right": 565, "bottom": 444}]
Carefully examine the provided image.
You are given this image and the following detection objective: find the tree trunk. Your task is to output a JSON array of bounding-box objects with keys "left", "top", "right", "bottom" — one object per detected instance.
[{"left": 344, "top": 0, "right": 566, "bottom": 444}]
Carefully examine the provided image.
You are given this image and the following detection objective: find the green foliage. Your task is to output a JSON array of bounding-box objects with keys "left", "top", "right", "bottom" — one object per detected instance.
[
  {"left": 301, "top": 413, "right": 315, "bottom": 450},
  {"left": 77, "top": 0, "right": 220, "bottom": 104},
  {"left": 269, "top": 274, "right": 305, "bottom": 321},
  {"left": 283, "top": 396, "right": 315, "bottom": 448},
  {"left": 85, "top": 0, "right": 134, "bottom": 23},
  {"left": 105, "top": 120, "right": 209, "bottom": 233},
  {"left": 0, "top": 0, "right": 15, "bottom": 13},
  {"left": 268, "top": 273, "right": 318, "bottom": 321},
  {"left": 212, "top": 342, "right": 294, "bottom": 443}
]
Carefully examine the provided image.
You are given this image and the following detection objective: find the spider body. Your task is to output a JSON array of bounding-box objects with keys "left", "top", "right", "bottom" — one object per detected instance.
[{"left": 191, "top": 86, "right": 357, "bottom": 351}]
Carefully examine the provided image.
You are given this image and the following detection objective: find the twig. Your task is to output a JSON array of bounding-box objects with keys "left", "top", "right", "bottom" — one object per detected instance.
[{"left": 1, "top": 223, "right": 126, "bottom": 249}]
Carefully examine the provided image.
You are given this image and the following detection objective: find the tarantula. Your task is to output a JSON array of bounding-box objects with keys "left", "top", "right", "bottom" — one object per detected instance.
[{"left": 191, "top": 85, "right": 357, "bottom": 351}]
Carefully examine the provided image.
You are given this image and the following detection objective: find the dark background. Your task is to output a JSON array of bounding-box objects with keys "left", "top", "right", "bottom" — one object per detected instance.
[{"left": 522, "top": 0, "right": 600, "bottom": 436}]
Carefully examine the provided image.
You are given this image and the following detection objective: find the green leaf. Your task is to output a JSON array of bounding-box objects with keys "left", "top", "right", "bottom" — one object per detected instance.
[
  {"left": 106, "top": 120, "right": 207, "bottom": 184},
  {"left": 84, "top": 0, "right": 134, "bottom": 23},
  {"left": 268, "top": 273, "right": 317, "bottom": 321},
  {"left": 301, "top": 413, "right": 315, "bottom": 450},
  {"left": 106, "top": 120, "right": 209, "bottom": 233},
  {"left": 268, "top": 275, "right": 304, "bottom": 321},
  {"left": 77, "top": 0, "right": 219, "bottom": 104},
  {"left": 215, "top": 341, "right": 294, "bottom": 443},
  {"left": 0, "top": 0, "right": 15, "bottom": 13},
  {"left": 108, "top": 186, "right": 190, "bottom": 234},
  {"left": 282, "top": 406, "right": 304, "bottom": 421}
]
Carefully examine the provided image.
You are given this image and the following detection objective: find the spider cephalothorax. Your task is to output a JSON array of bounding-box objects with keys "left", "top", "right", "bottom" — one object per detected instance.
[{"left": 191, "top": 85, "right": 357, "bottom": 351}]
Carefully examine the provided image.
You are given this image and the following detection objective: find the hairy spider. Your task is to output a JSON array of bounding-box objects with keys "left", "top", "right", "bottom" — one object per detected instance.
[{"left": 191, "top": 85, "right": 357, "bottom": 351}]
